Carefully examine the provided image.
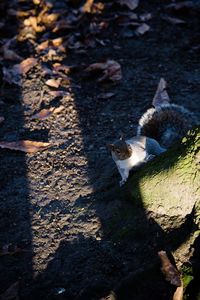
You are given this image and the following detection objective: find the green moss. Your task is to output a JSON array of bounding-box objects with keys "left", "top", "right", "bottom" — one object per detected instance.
[{"left": 181, "top": 264, "right": 194, "bottom": 289}]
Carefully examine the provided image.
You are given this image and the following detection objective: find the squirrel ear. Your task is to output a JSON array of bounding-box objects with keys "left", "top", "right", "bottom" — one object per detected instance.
[
  {"left": 107, "top": 143, "right": 115, "bottom": 151},
  {"left": 119, "top": 131, "right": 125, "bottom": 141}
]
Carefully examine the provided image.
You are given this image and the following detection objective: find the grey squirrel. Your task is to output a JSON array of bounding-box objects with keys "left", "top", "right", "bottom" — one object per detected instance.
[{"left": 108, "top": 78, "right": 198, "bottom": 186}]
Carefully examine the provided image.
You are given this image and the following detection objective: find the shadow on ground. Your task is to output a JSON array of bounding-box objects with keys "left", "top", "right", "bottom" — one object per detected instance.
[{"left": 0, "top": 1, "right": 199, "bottom": 300}]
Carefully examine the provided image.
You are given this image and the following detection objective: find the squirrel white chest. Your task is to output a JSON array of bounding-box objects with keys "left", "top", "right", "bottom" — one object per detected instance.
[{"left": 115, "top": 150, "right": 147, "bottom": 171}]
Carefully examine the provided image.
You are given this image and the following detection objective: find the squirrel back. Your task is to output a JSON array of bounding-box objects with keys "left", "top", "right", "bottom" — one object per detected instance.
[
  {"left": 137, "top": 104, "right": 198, "bottom": 148},
  {"left": 137, "top": 78, "right": 198, "bottom": 148}
]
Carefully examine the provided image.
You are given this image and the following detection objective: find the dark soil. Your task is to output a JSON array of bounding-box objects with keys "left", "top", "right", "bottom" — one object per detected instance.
[{"left": 0, "top": 1, "right": 199, "bottom": 300}]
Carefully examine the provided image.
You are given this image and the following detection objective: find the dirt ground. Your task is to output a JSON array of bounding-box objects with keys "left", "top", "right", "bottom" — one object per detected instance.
[{"left": 0, "top": 1, "right": 199, "bottom": 299}]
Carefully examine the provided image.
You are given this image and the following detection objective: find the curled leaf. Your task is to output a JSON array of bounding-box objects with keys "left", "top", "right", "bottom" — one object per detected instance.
[
  {"left": 162, "top": 16, "right": 186, "bottom": 25},
  {"left": 48, "top": 90, "right": 70, "bottom": 97},
  {"left": 3, "top": 49, "right": 23, "bottom": 61},
  {"left": 3, "top": 58, "right": 38, "bottom": 85},
  {"left": 0, "top": 244, "right": 25, "bottom": 256},
  {"left": 0, "top": 140, "right": 51, "bottom": 153},
  {"left": 158, "top": 251, "right": 182, "bottom": 287},
  {"left": 135, "top": 23, "right": 150, "bottom": 35},
  {"left": 45, "top": 78, "right": 62, "bottom": 88},
  {"left": 31, "top": 105, "right": 64, "bottom": 120},
  {"left": 80, "top": 0, "right": 94, "bottom": 13},
  {"left": 97, "top": 92, "right": 116, "bottom": 99},
  {"left": 118, "top": 0, "right": 139, "bottom": 10},
  {"left": 152, "top": 78, "right": 170, "bottom": 107},
  {"left": 18, "top": 57, "right": 38, "bottom": 75},
  {"left": 85, "top": 60, "right": 122, "bottom": 82},
  {"left": 0, "top": 116, "right": 5, "bottom": 124},
  {"left": 0, "top": 281, "right": 19, "bottom": 300}
]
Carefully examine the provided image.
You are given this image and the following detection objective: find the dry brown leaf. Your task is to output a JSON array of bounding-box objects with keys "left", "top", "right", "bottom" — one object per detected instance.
[
  {"left": 0, "top": 116, "right": 5, "bottom": 124},
  {"left": 33, "top": 0, "right": 41, "bottom": 4},
  {"left": 48, "top": 90, "right": 70, "bottom": 97},
  {"left": 166, "top": 1, "right": 194, "bottom": 10},
  {"left": 158, "top": 251, "right": 182, "bottom": 287},
  {"left": 52, "top": 37, "right": 63, "bottom": 47},
  {"left": 18, "top": 57, "right": 38, "bottom": 75},
  {"left": 36, "top": 40, "right": 49, "bottom": 52},
  {"left": 0, "top": 281, "right": 19, "bottom": 300},
  {"left": 152, "top": 78, "right": 170, "bottom": 107},
  {"left": 118, "top": 0, "right": 139, "bottom": 10},
  {"left": 31, "top": 105, "right": 64, "bottom": 120},
  {"left": 2, "top": 38, "right": 23, "bottom": 61},
  {"left": 0, "top": 244, "right": 24, "bottom": 256},
  {"left": 3, "top": 66, "right": 22, "bottom": 85},
  {"left": 0, "top": 140, "right": 51, "bottom": 153},
  {"left": 53, "top": 105, "right": 65, "bottom": 114},
  {"left": 31, "top": 108, "right": 54, "bottom": 120},
  {"left": 139, "top": 13, "right": 152, "bottom": 21},
  {"left": 3, "top": 49, "right": 23, "bottom": 61},
  {"left": 53, "top": 19, "right": 76, "bottom": 32},
  {"left": 45, "top": 78, "right": 62, "bottom": 88},
  {"left": 24, "top": 16, "right": 45, "bottom": 32},
  {"left": 3, "top": 57, "right": 38, "bottom": 83},
  {"left": 80, "top": 0, "right": 94, "bottom": 13},
  {"left": 98, "top": 92, "right": 116, "bottom": 99},
  {"left": 135, "top": 23, "right": 150, "bottom": 35},
  {"left": 0, "top": 22, "right": 5, "bottom": 29},
  {"left": 173, "top": 285, "right": 183, "bottom": 300},
  {"left": 85, "top": 60, "right": 122, "bottom": 82},
  {"left": 162, "top": 16, "right": 186, "bottom": 25},
  {"left": 40, "top": 13, "right": 59, "bottom": 26}
]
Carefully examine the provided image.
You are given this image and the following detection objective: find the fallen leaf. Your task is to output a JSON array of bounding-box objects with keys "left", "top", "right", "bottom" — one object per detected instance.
[
  {"left": 31, "top": 105, "right": 64, "bottom": 120},
  {"left": 152, "top": 78, "right": 170, "bottom": 107},
  {"left": 36, "top": 40, "right": 49, "bottom": 52},
  {"left": 139, "top": 13, "right": 152, "bottom": 21},
  {"left": 48, "top": 90, "right": 70, "bottom": 97},
  {"left": 2, "top": 38, "right": 23, "bottom": 61},
  {"left": 118, "top": 0, "right": 139, "bottom": 10},
  {"left": 45, "top": 78, "right": 62, "bottom": 88},
  {"left": 80, "top": 0, "right": 94, "bottom": 13},
  {"left": 0, "top": 116, "right": 5, "bottom": 124},
  {"left": 53, "top": 63, "right": 73, "bottom": 75},
  {"left": 135, "top": 23, "right": 150, "bottom": 35},
  {"left": 0, "top": 281, "right": 19, "bottom": 300},
  {"left": 52, "top": 37, "right": 63, "bottom": 47},
  {"left": 166, "top": 1, "right": 194, "bottom": 10},
  {"left": 85, "top": 60, "right": 122, "bottom": 82},
  {"left": 158, "top": 251, "right": 182, "bottom": 287},
  {"left": 24, "top": 16, "right": 44, "bottom": 32},
  {"left": 18, "top": 57, "right": 38, "bottom": 75},
  {"left": 31, "top": 108, "right": 54, "bottom": 120},
  {"left": 97, "top": 92, "right": 116, "bottom": 99},
  {"left": 53, "top": 19, "right": 76, "bottom": 32},
  {"left": 3, "top": 66, "right": 22, "bottom": 85},
  {"left": 0, "top": 140, "right": 51, "bottom": 152},
  {"left": 40, "top": 13, "right": 59, "bottom": 27},
  {"left": 0, "top": 244, "right": 24, "bottom": 256},
  {"left": 53, "top": 105, "right": 65, "bottom": 114},
  {"left": 3, "top": 49, "right": 23, "bottom": 61},
  {"left": 0, "top": 22, "right": 4, "bottom": 29},
  {"left": 162, "top": 16, "right": 186, "bottom": 25}
]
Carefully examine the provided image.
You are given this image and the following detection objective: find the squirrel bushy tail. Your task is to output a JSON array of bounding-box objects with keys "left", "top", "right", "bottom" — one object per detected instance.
[{"left": 137, "top": 79, "right": 198, "bottom": 148}]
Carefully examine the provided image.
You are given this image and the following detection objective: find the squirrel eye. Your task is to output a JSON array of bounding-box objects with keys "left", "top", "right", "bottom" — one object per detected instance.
[{"left": 116, "top": 149, "right": 121, "bottom": 154}]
